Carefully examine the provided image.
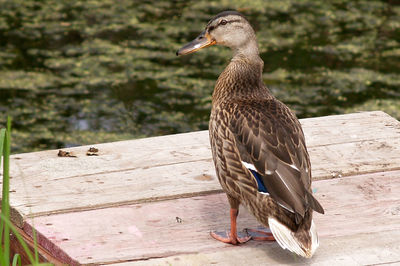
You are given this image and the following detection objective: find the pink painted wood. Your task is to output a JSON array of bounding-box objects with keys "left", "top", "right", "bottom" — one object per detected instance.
[{"left": 24, "top": 170, "right": 400, "bottom": 265}]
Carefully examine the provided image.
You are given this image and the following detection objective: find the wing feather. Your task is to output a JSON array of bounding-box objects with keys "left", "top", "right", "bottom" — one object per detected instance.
[{"left": 228, "top": 98, "right": 324, "bottom": 220}]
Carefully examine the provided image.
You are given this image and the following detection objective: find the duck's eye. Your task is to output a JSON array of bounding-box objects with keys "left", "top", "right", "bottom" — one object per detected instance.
[{"left": 220, "top": 19, "right": 227, "bottom": 25}]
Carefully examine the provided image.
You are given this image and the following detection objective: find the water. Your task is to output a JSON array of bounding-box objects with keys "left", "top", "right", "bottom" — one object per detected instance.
[{"left": 0, "top": 0, "right": 399, "bottom": 153}]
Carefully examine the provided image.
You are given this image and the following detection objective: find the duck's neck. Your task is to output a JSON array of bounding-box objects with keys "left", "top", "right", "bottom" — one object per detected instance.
[
  {"left": 212, "top": 44, "right": 270, "bottom": 104},
  {"left": 232, "top": 38, "right": 260, "bottom": 61}
]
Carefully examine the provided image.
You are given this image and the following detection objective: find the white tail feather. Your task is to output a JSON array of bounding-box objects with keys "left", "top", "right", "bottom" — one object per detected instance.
[
  {"left": 268, "top": 217, "right": 319, "bottom": 258},
  {"left": 310, "top": 219, "right": 319, "bottom": 256}
]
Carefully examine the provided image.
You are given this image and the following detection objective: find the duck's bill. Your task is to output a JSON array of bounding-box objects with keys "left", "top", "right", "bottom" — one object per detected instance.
[{"left": 176, "top": 31, "right": 216, "bottom": 56}]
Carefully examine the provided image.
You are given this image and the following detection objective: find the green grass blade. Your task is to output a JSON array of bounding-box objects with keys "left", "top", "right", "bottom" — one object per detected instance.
[
  {"left": 32, "top": 225, "right": 39, "bottom": 263},
  {"left": 1, "top": 118, "right": 11, "bottom": 266},
  {"left": 6, "top": 116, "right": 11, "bottom": 134},
  {"left": 0, "top": 214, "right": 35, "bottom": 264},
  {"left": 12, "top": 254, "right": 21, "bottom": 266},
  {"left": 0, "top": 128, "right": 5, "bottom": 165},
  {"left": 2, "top": 117, "right": 53, "bottom": 266},
  {"left": 0, "top": 128, "right": 5, "bottom": 245}
]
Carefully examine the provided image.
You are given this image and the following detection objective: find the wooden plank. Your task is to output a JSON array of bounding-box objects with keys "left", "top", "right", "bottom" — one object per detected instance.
[
  {"left": 111, "top": 230, "right": 400, "bottom": 266},
  {"left": 301, "top": 111, "right": 400, "bottom": 146},
  {"left": 310, "top": 137, "right": 400, "bottom": 179},
  {"left": 9, "top": 137, "right": 400, "bottom": 221},
  {"left": 11, "top": 160, "right": 218, "bottom": 220},
  {"left": 10, "top": 226, "right": 67, "bottom": 266},
  {"left": 24, "top": 170, "right": 400, "bottom": 265},
  {"left": 9, "top": 111, "right": 400, "bottom": 181},
  {"left": 10, "top": 130, "right": 211, "bottom": 181},
  {"left": 5, "top": 111, "right": 400, "bottom": 226}
]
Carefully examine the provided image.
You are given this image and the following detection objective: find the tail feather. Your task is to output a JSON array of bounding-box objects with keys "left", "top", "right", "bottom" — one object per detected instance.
[
  {"left": 306, "top": 190, "right": 325, "bottom": 214},
  {"left": 268, "top": 217, "right": 319, "bottom": 258}
]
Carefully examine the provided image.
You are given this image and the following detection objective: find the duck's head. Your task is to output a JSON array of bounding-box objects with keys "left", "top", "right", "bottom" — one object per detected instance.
[{"left": 176, "top": 11, "right": 258, "bottom": 56}]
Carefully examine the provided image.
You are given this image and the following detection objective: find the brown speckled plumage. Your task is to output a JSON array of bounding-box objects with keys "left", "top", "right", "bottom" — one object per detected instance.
[
  {"left": 209, "top": 54, "right": 323, "bottom": 228},
  {"left": 177, "top": 10, "right": 324, "bottom": 258}
]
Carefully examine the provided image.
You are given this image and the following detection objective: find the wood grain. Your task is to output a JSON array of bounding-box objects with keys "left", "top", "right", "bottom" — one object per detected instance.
[
  {"left": 10, "top": 226, "right": 67, "bottom": 266},
  {"left": 112, "top": 230, "right": 400, "bottom": 266},
  {"left": 4, "top": 111, "right": 400, "bottom": 227},
  {"left": 25, "top": 170, "right": 400, "bottom": 265}
]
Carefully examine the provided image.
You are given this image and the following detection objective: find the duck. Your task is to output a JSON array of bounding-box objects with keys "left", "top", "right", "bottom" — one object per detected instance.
[{"left": 176, "top": 10, "right": 324, "bottom": 258}]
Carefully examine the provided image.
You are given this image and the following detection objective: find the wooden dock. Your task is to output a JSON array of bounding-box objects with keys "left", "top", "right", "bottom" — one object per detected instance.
[{"left": 5, "top": 111, "right": 400, "bottom": 265}]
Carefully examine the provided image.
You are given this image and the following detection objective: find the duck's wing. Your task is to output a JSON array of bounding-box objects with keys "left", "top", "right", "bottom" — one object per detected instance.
[{"left": 228, "top": 98, "right": 324, "bottom": 222}]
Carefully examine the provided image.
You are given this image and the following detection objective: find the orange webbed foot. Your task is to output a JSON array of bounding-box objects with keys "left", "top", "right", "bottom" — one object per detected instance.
[{"left": 210, "top": 230, "right": 251, "bottom": 245}]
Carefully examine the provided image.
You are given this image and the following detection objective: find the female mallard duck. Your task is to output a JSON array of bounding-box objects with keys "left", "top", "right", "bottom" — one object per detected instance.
[{"left": 177, "top": 11, "right": 324, "bottom": 258}]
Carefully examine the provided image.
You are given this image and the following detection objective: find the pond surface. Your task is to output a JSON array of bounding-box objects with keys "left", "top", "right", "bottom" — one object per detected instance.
[{"left": 1, "top": 0, "right": 399, "bottom": 153}]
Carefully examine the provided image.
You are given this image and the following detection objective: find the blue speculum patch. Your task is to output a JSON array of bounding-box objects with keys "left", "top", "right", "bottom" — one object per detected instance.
[{"left": 250, "top": 169, "right": 268, "bottom": 193}]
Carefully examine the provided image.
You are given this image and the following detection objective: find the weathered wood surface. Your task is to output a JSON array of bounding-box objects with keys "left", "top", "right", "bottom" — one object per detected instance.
[
  {"left": 10, "top": 226, "right": 65, "bottom": 266},
  {"left": 5, "top": 111, "right": 400, "bottom": 227},
  {"left": 115, "top": 231, "right": 400, "bottom": 266},
  {"left": 26, "top": 170, "right": 400, "bottom": 265},
  {"left": 3, "top": 111, "right": 400, "bottom": 265}
]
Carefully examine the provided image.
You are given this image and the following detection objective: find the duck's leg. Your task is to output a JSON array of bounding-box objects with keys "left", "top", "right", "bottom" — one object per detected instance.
[{"left": 210, "top": 196, "right": 251, "bottom": 244}]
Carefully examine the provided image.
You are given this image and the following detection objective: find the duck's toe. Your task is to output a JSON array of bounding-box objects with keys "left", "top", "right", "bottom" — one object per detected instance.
[
  {"left": 245, "top": 226, "right": 275, "bottom": 241},
  {"left": 210, "top": 229, "right": 251, "bottom": 245}
]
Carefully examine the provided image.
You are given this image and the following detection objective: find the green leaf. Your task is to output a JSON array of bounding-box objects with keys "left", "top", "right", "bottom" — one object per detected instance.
[
  {"left": 0, "top": 128, "right": 5, "bottom": 166},
  {"left": 1, "top": 117, "right": 11, "bottom": 264},
  {"left": 0, "top": 127, "right": 5, "bottom": 266},
  {"left": 12, "top": 254, "right": 22, "bottom": 266},
  {"left": 0, "top": 214, "right": 35, "bottom": 264}
]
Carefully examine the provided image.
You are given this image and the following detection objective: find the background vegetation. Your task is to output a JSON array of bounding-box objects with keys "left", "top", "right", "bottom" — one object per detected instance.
[{"left": 0, "top": 0, "right": 399, "bottom": 153}]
